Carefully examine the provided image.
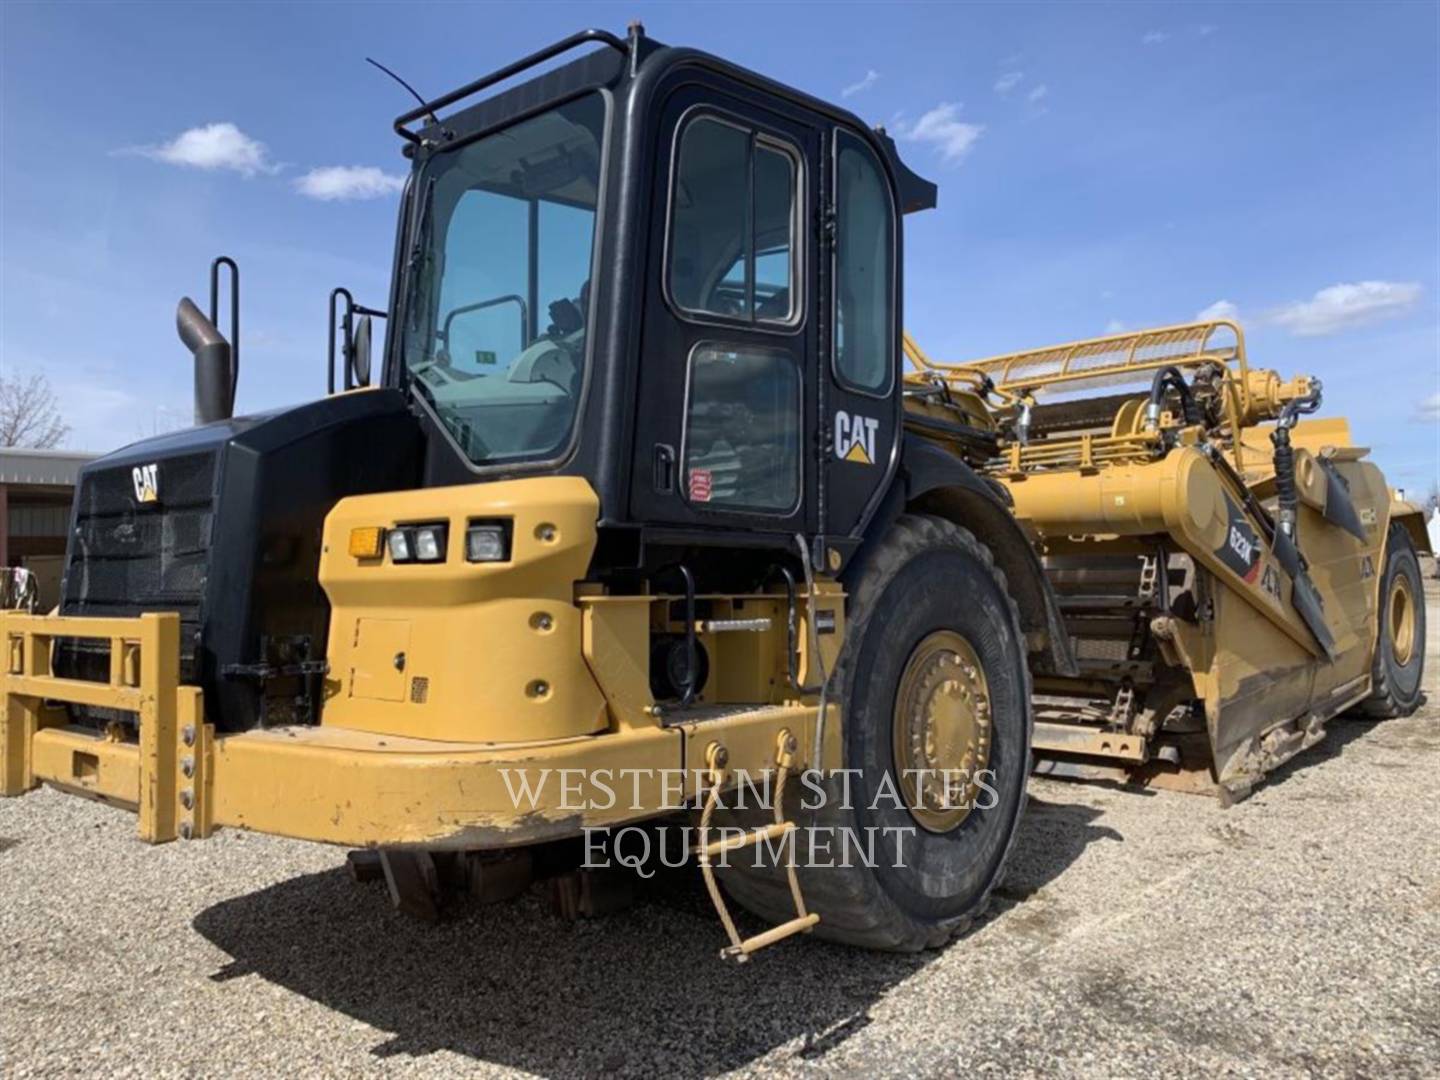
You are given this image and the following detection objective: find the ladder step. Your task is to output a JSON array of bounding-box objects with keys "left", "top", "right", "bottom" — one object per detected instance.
[
  {"left": 699, "top": 820, "right": 793, "bottom": 859},
  {"left": 723, "top": 913, "right": 820, "bottom": 960},
  {"left": 696, "top": 617, "right": 773, "bottom": 633},
  {"left": 1057, "top": 595, "right": 1141, "bottom": 611}
]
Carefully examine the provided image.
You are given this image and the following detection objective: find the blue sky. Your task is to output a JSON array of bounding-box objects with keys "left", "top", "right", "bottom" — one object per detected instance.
[{"left": 2, "top": 1, "right": 1437, "bottom": 492}]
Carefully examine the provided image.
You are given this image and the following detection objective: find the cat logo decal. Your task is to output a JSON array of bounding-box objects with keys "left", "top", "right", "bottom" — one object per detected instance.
[
  {"left": 834, "top": 410, "right": 879, "bottom": 466},
  {"left": 132, "top": 463, "right": 160, "bottom": 504}
]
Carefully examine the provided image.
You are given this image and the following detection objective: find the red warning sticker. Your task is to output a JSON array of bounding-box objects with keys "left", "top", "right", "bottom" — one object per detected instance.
[{"left": 688, "top": 468, "right": 712, "bottom": 503}]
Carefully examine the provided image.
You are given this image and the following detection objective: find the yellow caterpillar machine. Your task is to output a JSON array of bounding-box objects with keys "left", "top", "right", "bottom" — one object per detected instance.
[
  {"left": 904, "top": 321, "right": 1429, "bottom": 802},
  {"left": 0, "top": 26, "right": 1427, "bottom": 956}
]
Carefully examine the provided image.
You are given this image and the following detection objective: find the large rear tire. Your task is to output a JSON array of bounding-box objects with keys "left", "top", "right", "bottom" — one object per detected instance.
[
  {"left": 1359, "top": 523, "right": 1426, "bottom": 718},
  {"left": 717, "top": 514, "right": 1032, "bottom": 951}
]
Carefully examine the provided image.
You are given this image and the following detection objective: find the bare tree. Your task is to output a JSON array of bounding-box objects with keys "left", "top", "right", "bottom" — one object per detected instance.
[{"left": 0, "top": 372, "right": 70, "bottom": 449}]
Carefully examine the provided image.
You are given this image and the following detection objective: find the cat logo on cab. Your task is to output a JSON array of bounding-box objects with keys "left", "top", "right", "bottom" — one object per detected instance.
[
  {"left": 834, "top": 410, "right": 879, "bottom": 466},
  {"left": 132, "top": 463, "right": 160, "bottom": 504}
]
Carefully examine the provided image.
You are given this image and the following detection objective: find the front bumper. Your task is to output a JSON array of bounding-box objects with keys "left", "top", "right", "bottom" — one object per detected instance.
[{"left": 1, "top": 612, "right": 814, "bottom": 848}]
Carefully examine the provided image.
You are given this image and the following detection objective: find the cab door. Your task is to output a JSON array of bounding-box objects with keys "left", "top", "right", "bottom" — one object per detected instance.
[
  {"left": 629, "top": 77, "right": 819, "bottom": 538},
  {"left": 822, "top": 128, "right": 903, "bottom": 543}
]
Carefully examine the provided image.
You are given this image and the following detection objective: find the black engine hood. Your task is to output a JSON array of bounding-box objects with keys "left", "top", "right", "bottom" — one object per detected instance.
[
  {"left": 61, "top": 390, "right": 423, "bottom": 731},
  {"left": 85, "top": 391, "right": 404, "bottom": 472}
]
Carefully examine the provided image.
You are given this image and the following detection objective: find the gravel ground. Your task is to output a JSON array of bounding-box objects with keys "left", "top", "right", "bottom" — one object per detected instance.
[{"left": 2, "top": 579, "right": 1438, "bottom": 1079}]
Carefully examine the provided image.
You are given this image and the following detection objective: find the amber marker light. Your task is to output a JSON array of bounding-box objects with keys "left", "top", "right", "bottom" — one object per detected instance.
[{"left": 348, "top": 526, "right": 386, "bottom": 559}]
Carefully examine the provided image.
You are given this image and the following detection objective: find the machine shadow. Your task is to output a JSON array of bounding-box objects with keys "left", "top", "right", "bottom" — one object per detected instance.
[
  {"left": 990, "top": 796, "right": 1122, "bottom": 906},
  {"left": 191, "top": 796, "right": 1112, "bottom": 1077}
]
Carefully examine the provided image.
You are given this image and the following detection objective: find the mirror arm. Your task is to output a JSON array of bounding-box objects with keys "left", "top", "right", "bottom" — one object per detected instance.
[{"left": 328, "top": 287, "right": 355, "bottom": 395}]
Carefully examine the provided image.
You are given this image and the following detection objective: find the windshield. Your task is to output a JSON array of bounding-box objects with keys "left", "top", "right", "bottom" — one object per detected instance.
[{"left": 401, "top": 93, "right": 605, "bottom": 466}]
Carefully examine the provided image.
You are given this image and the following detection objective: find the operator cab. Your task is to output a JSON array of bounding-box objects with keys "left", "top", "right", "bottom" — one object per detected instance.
[
  {"left": 54, "top": 25, "right": 940, "bottom": 735},
  {"left": 384, "top": 25, "right": 936, "bottom": 573}
]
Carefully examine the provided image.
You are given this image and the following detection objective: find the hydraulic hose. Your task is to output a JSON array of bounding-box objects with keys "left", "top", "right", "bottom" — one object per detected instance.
[
  {"left": 795, "top": 535, "right": 833, "bottom": 773},
  {"left": 1271, "top": 425, "right": 1298, "bottom": 537},
  {"left": 1269, "top": 378, "right": 1323, "bottom": 539},
  {"left": 1145, "top": 366, "right": 1201, "bottom": 429}
]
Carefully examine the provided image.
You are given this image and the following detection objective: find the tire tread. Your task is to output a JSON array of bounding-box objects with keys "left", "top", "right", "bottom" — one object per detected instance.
[
  {"left": 717, "top": 514, "right": 1032, "bottom": 951},
  {"left": 1357, "top": 523, "right": 1426, "bottom": 719}
]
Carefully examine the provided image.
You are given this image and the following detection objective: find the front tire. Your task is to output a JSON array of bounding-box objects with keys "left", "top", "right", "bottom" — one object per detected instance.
[
  {"left": 1359, "top": 523, "right": 1426, "bottom": 717},
  {"left": 718, "top": 514, "right": 1032, "bottom": 951}
]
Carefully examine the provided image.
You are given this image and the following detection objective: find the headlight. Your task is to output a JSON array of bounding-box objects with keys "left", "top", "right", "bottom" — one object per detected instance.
[
  {"left": 414, "top": 524, "right": 446, "bottom": 562},
  {"left": 466, "top": 522, "right": 510, "bottom": 563},
  {"left": 387, "top": 529, "right": 412, "bottom": 563}
]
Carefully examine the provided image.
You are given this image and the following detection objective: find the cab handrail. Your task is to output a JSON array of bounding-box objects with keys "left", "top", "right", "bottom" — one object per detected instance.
[{"left": 393, "top": 28, "right": 628, "bottom": 144}]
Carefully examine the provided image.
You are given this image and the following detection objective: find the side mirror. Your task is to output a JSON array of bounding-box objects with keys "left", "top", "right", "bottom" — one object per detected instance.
[
  {"left": 350, "top": 315, "right": 373, "bottom": 387},
  {"left": 329, "top": 288, "right": 386, "bottom": 392}
]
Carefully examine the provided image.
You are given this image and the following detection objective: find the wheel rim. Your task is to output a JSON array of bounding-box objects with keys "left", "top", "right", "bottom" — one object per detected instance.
[
  {"left": 1388, "top": 571, "right": 1416, "bottom": 667},
  {"left": 892, "top": 630, "right": 993, "bottom": 834}
]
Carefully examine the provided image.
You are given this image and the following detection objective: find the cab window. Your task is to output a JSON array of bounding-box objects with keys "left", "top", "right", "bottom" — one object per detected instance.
[
  {"left": 669, "top": 115, "right": 799, "bottom": 324},
  {"left": 684, "top": 343, "right": 800, "bottom": 512},
  {"left": 399, "top": 93, "right": 604, "bottom": 467},
  {"left": 834, "top": 131, "right": 895, "bottom": 394}
]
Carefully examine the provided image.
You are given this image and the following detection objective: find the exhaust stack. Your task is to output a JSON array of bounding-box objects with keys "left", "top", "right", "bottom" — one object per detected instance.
[
  {"left": 177, "top": 297, "right": 234, "bottom": 425},
  {"left": 176, "top": 256, "right": 240, "bottom": 426}
]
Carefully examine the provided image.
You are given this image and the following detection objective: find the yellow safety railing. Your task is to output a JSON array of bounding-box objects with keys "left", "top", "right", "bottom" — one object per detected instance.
[
  {"left": 905, "top": 320, "right": 1256, "bottom": 474},
  {"left": 997, "top": 431, "right": 1165, "bottom": 476},
  {"left": 946, "top": 319, "right": 1249, "bottom": 399},
  {"left": 903, "top": 332, "right": 1022, "bottom": 405},
  {"left": 0, "top": 612, "right": 208, "bottom": 842}
]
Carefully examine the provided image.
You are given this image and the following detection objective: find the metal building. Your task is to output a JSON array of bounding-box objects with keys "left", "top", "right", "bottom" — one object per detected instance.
[{"left": 1, "top": 447, "right": 94, "bottom": 609}]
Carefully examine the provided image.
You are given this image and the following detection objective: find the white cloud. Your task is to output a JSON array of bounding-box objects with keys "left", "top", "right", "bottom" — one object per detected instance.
[
  {"left": 130, "top": 122, "right": 277, "bottom": 176},
  {"left": 1271, "top": 281, "right": 1422, "bottom": 336},
  {"left": 1142, "top": 31, "right": 1171, "bottom": 45},
  {"left": 842, "top": 69, "right": 880, "bottom": 98},
  {"left": 1196, "top": 299, "right": 1239, "bottom": 322},
  {"left": 994, "top": 71, "right": 1024, "bottom": 95},
  {"left": 1105, "top": 319, "right": 1127, "bottom": 334},
  {"left": 1027, "top": 83, "right": 1049, "bottom": 103},
  {"left": 896, "top": 103, "right": 984, "bottom": 164},
  {"left": 1417, "top": 393, "right": 1440, "bottom": 422},
  {"left": 295, "top": 166, "right": 406, "bottom": 201},
  {"left": 1196, "top": 24, "right": 1217, "bottom": 37}
]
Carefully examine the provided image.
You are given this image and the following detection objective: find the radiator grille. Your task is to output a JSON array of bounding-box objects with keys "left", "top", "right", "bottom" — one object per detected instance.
[{"left": 58, "top": 452, "right": 218, "bottom": 689}]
